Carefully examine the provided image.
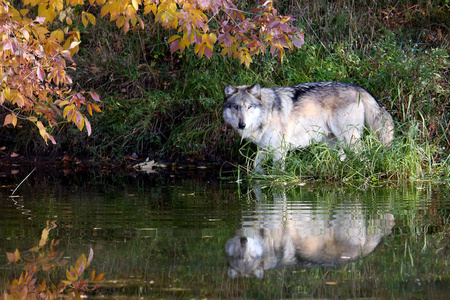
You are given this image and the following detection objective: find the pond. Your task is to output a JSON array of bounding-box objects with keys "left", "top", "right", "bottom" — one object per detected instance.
[{"left": 0, "top": 167, "right": 449, "bottom": 299}]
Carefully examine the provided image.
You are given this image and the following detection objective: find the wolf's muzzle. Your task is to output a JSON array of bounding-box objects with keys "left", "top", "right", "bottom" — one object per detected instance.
[{"left": 238, "top": 122, "right": 246, "bottom": 129}]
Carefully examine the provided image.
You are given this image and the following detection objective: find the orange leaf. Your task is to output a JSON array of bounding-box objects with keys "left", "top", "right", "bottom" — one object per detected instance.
[
  {"left": 6, "top": 249, "right": 20, "bottom": 263},
  {"left": 95, "top": 273, "right": 105, "bottom": 281},
  {"left": 3, "top": 113, "right": 17, "bottom": 127}
]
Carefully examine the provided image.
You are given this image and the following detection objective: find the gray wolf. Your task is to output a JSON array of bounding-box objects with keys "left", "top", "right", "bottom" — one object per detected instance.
[
  {"left": 225, "top": 186, "right": 395, "bottom": 278},
  {"left": 223, "top": 81, "right": 394, "bottom": 171}
]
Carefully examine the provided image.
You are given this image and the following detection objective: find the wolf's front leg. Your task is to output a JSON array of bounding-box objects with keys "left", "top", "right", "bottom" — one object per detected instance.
[
  {"left": 253, "top": 147, "right": 266, "bottom": 173},
  {"left": 273, "top": 151, "right": 286, "bottom": 172}
]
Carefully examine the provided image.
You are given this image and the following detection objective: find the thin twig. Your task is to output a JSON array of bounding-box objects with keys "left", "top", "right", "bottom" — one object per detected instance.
[
  {"left": 0, "top": 104, "right": 29, "bottom": 120},
  {"left": 11, "top": 167, "right": 36, "bottom": 196}
]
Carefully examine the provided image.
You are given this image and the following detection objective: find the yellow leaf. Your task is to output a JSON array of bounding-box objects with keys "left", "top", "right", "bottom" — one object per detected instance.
[
  {"left": 57, "top": 100, "right": 70, "bottom": 107},
  {"left": 198, "top": 44, "right": 205, "bottom": 58},
  {"left": 221, "top": 47, "right": 228, "bottom": 56},
  {"left": 27, "top": 116, "right": 38, "bottom": 122},
  {"left": 167, "top": 35, "right": 181, "bottom": 43},
  {"left": 86, "top": 12, "right": 96, "bottom": 25},
  {"left": 38, "top": 228, "right": 49, "bottom": 248},
  {"left": 14, "top": 249, "right": 20, "bottom": 261},
  {"left": 100, "top": 3, "right": 110, "bottom": 18},
  {"left": 66, "top": 269, "right": 77, "bottom": 281},
  {"left": 63, "top": 104, "right": 74, "bottom": 118},
  {"left": 53, "top": 0, "right": 64, "bottom": 12},
  {"left": 126, "top": 4, "right": 136, "bottom": 19},
  {"left": 132, "top": 0, "right": 139, "bottom": 11},
  {"left": 194, "top": 43, "right": 200, "bottom": 54},
  {"left": 81, "top": 12, "right": 88, "bottom": 27},
  {"left": 116, "top": 16, "right": 125, "bottom": 28},
  {"left": 144, "top": 3, "right": 157, "bottom": 15},
  {"left": 208, "top": 33, "right": 217, "bottom": 45},
  {"left": 50, "top": 29, "right": 64, "bottom": 43},
  {"left": 61, "top": 280, "right": 72, "bottom": 286}
]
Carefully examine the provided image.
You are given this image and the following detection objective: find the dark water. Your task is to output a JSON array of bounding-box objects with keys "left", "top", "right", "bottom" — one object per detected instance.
[{"left": 0, "top": 168, "right": 449, "bottom": 299}]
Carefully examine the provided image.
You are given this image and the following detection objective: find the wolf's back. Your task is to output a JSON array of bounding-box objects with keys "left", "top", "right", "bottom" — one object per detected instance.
[{"left": 362, "top": 93, "right": 394, "bottom": 145}]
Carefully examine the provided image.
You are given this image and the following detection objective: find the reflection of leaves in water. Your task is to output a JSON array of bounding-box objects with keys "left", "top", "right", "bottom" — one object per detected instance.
[
  {"left": 6, "top": 249, "right": 20, "bottom": 264},
  {"left": 4, "top": 221, "right": 104, "bottom": 299}
]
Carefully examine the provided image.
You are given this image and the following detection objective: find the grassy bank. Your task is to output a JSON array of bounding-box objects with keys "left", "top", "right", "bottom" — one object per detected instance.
[{"left": 1, "top": 0, "right": 448, "bottom": 181}]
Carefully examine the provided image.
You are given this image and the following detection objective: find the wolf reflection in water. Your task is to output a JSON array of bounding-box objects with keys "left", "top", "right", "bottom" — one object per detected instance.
[{"left": 225, "top": 188, "right": 395, "bottom": 279}]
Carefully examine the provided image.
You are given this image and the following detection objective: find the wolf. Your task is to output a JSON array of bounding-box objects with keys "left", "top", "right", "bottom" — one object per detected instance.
[{"left": 223, "top": 81, "right": 394, "bottom": 171}]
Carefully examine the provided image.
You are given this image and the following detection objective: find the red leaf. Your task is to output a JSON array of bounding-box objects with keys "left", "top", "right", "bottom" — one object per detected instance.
[
  {"left": 89, "top": 92, "right": 101, "bottom": 102},
  {"left": 204, "top": 46, "right": 213, "bottom": 59},
  {"left": 292, "top": 36, "right": 304, "bottom": 48},
  {"left": 37, "top": 68, "right": 45, "bottom": 81},
  {"left": 269, "top": 21, "right": 281, "bottom": 29},
  {"left": 170, "top": 40, "right": 180, "bottom": 54},
  {"left": 85, "top": 118, "right": 92, "bottom": 136},
  {"left": 87, "top": 248, "right": 94, "bottom": 267}
]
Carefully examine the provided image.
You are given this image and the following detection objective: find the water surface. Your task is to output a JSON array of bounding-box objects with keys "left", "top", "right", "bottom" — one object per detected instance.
[{"left": 0, "top": 169, "right": 448, "bottom": 299}]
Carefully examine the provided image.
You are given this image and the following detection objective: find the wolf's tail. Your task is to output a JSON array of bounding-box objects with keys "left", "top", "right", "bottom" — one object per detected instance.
[{"left": 362, "top": 93, "right": 395, "bottom": 145}]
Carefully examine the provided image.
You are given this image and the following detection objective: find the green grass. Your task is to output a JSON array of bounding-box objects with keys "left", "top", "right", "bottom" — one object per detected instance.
[{"left": 235, "top": 120, "right": 449, "bottom": 184}]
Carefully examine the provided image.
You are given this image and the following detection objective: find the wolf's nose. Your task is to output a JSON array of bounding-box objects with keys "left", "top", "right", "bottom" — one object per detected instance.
[{"left": 238, "top": 122, "right": 246, "bottom": 129}]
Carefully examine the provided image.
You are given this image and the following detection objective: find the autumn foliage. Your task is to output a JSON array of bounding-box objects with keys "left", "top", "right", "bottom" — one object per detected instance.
[
  {"left": 0, "top": 1, "right": 101, "bottom": 144},
  {"left": 1, "top": 0, "right": 303, "bottom": 143}
]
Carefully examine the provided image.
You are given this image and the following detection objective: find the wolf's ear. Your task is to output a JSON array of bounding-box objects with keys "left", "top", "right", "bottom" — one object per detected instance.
[
  {"left": 247, "top": 84, "right": 261, "bottom": 99},
  {"left": 224, "top": 85, "right": 237, "bottom": 98}
]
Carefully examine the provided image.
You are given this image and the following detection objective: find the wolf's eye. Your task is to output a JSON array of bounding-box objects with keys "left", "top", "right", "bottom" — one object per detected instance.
[
  {"left": 233, "top": 105, "right": 239, "bottom": 110},
  {"left": 248, "top": 105, "right": 253, "bottom": 109}
]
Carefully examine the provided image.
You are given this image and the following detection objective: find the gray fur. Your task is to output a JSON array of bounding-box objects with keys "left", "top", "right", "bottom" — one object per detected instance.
[{"left": 223, "top": 81, "right": 395, "bottom": 171}]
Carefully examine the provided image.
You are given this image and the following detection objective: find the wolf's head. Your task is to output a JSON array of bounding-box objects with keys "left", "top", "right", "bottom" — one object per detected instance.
[
  {"left": 223, "top": 84, "right": 263, "bottom": 140},
  {"left": 225, "top": 235, "right": 265, "bottom": 278}
]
